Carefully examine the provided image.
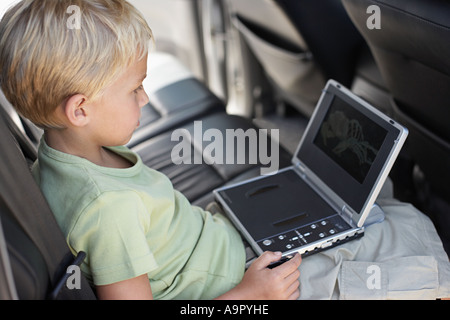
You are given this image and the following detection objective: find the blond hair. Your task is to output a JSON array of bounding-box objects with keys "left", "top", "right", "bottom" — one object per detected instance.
[{"left": 0, "top": 0, "right": 153, "bottom": 128}]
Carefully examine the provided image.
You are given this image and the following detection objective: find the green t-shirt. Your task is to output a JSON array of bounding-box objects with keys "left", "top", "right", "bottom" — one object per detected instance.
[{"left": 32, "top": 138, "right": 246, "bottom": 299}]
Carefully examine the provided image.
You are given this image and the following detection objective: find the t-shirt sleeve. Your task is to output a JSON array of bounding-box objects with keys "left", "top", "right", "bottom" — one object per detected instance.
[{"left": 69, "top": 190, "right": 158, "bottom": 286}]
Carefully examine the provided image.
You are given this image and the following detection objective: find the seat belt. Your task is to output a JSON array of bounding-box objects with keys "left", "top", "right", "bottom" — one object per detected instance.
[{"left": 0, "top": 111, "right": 96, "bottom": 299}]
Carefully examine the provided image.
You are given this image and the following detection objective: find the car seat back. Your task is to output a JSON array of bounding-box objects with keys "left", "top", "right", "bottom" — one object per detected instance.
[
  {"left": 343, "top": 0, "right": 450, "bottom": 200},
  {"left": 0, "top": 93, "right": 96, "bottom": 300}
]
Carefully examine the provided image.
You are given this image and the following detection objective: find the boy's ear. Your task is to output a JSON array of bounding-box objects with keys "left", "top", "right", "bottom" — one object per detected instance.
[{"left": 63, "top": 94, "right": 89, "bottom": 127}]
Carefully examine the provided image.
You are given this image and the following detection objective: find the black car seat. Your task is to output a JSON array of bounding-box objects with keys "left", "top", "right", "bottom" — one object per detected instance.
[
  {"left": 227, "top": 0, "right": 388, "bottom": 117},
  {"left": 0, "top": 103, "right": 96, "bottom": 299},
  {"left": 343, "top": 0, "right": 450, "bottom": 253}
]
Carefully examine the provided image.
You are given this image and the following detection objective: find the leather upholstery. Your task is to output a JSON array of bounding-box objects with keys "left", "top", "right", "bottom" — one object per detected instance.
[{"left": 343, "top": 0, "right": 450, "bottom": 199}]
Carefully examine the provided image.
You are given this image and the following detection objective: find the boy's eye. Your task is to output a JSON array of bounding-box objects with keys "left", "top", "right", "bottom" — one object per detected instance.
[{"left": 133, "top": 85, "right": 144, "bottom": 94}]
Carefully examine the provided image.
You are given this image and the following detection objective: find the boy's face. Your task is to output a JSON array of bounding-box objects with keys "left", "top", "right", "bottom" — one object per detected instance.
[{"left": 86, "top": 55, "right": 149, "bottom": 147}]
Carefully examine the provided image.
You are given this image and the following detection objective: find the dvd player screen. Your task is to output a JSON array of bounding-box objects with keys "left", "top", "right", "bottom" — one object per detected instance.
[{"left": 313, "top": 96, "right": 387, "bottom": 184}]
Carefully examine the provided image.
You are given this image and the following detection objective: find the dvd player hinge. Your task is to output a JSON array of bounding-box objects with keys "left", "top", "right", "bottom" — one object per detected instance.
[
  {"left": 295, "top": 161, "right": 306, "bottom": 175},
  {"left": 341, "top": 205, "right": 353, "bottom": 220}
]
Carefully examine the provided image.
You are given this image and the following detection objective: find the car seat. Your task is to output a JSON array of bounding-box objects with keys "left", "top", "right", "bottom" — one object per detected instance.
[{"left": 343, "top": 0, "right": 450, "bottom": 254}]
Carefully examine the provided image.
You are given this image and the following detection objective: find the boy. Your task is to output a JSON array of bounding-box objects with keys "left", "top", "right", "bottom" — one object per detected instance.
[{"left": 0, "top": 0, "right": 301, "bottom": 299}]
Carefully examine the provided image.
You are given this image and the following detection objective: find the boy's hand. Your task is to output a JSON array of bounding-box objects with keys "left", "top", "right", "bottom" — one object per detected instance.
[{"left": 218, "top": 251, "right": 302, "bottom": 300}]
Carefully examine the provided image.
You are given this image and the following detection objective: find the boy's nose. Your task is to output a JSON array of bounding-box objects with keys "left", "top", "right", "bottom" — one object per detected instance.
[{"left": 139, "top": 90, "right": 149, "bottom": 108}]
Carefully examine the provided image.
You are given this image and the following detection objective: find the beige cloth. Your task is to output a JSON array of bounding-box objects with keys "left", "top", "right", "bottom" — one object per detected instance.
[{"left": 298, "top": 180, "right": 450, "bottom": 299}]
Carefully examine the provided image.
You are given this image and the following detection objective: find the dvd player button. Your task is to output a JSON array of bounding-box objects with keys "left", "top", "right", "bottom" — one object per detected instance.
[{"left": 285, "top": 230, "right": 301, "bottom": 243}]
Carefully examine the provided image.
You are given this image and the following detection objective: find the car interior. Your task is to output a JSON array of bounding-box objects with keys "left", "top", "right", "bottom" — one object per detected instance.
[{"left": 0, "top": 0, "right": 449, "bottom": 299}]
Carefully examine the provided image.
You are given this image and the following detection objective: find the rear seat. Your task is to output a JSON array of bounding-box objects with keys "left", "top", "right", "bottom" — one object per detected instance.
[
  {"left": 0, "top": 52, "right": 292, "bottom": 299},
  {"left": 0, "top": 102, "right": 96, "bottom": 299}
]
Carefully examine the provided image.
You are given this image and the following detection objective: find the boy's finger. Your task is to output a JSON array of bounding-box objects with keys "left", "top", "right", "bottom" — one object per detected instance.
[
  {"left": 274, "top": 253, "right": 302, "bottom": 276},
  {"left": 253, "top": 251, "right": 282, "bottom": 269},
  {"left": 287, "top": 286, "right": 300, "bottom": 300}
]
